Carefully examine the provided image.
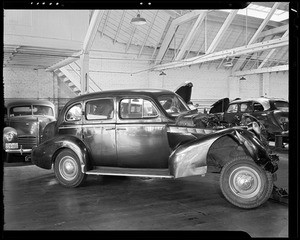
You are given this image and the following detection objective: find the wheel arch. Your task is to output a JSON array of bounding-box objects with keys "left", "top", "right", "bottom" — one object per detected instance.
[
  {"left": 169, "top": 131, "right": 252, "bottom": 178},
  {"left": 50, "top": 136, "right": 92, "bottom": 173}
]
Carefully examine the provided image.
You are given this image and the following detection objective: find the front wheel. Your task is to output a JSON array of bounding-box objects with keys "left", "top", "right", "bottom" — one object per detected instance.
[
  {"left": 54, "top": 149, "right": 86, "bottom": 187},
  {"left": 220, "top": 156, "right": 273, "bottom": 209}
]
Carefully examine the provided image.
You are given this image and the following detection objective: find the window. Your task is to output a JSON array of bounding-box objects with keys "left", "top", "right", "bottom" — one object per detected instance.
[
  {"left": 240, "top": 102, "right": 252, "bottom": 113},
  {"left": 86, "top": 99, "right": 114, "bottom": 120},
  {"left": 10, "top": 106, "right": 32, "bottom": 116},
  {"left": 158, "top": 94, "right": 189, "bottom": 116},
  {"left": 273, "top": 101, "right": 288, "bottom": 112},
  {"left": 253, "top": 102, "right": 264, "bottom": 112},
  {"left": 120, "top": 98, "right": 158, "bottom": 119},
  {"left": 33, "top": 105, "right": 54, "bottom": 116},
  {"left": 66, "top": 104, "right": 82, "bottom": 121},
  {"left": 226, "top": 104, "right": 238, "bottom": 113}
]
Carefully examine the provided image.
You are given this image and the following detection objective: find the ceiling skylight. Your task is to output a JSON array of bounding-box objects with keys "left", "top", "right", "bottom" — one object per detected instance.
[{"left": 221, "top": 3, "right": 289, "bottom": 22}]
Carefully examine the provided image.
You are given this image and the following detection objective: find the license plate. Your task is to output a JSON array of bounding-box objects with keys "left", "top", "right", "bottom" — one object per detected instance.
[{"left": 5, "top": 143, "right": 18, "bottom": 149}]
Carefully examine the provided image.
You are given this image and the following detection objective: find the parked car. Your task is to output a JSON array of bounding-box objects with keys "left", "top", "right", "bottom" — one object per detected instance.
[
  {"left": 3, "top": 99, "right": 56, "bottom": 162},
  {"left": 31, "top": 89, "right": 279, "bottom": 209},
  {"left": 209, "top": 97, "right": 289, "bottom": 140}
]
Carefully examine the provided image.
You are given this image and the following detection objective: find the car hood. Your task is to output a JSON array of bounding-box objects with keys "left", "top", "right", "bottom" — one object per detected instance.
[
  {"left": 7, "top": 116, "right": 56, "bottom": 136},
  {"left": 174, "top": 81, "right": 193, "bottom": 103},
  {"left": 209, "top": 97, "right": 230, "bottom": 114}
]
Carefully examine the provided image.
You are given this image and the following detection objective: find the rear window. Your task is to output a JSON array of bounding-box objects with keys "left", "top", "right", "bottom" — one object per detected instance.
[{"left": 273, "top": 101, "right": 288, "bottom": 112}]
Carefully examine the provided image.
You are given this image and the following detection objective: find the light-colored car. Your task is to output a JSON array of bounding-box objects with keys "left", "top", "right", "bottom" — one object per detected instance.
[{"left": 3, "top": 99, "right": 56, "bottom": 162}]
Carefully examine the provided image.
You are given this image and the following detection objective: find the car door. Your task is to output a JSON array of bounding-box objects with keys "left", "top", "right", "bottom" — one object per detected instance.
[
  {"left": 82, "top": 98, "right": 117, "bottom": 167},
  {"left": 116, "top": 96, "right": 170, "bottom": 169},
  {"left": 58, "top": 102, "right": 83, "bottom": 138}
]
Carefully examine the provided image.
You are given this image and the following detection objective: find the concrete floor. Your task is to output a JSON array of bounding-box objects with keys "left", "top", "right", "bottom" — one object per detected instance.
[{"left": 3, "top": 149, "right": 288, "bottom": 237}]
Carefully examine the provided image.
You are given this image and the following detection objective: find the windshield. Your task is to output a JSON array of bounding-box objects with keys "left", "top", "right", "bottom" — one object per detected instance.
[
  {"left": 273, "top": 101, "right": 288, "bottom": 112},
  {"left": 9, "top": 105, "right": 54, "bottom": 117},
  {"left": 158, "top": 94, "right": 190, "bottom": 117}
]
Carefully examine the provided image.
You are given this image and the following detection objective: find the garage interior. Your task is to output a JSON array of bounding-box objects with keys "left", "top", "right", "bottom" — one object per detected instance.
[{"left": 2, "top": 1, "right": 296, "bottom": 237}]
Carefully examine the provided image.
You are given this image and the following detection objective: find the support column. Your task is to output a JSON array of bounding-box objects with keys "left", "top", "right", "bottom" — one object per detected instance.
[
  {"left": 262, "top": 73, "right": 270, "bottom": 97},
  {"left": 80, "top": 53, "right": 89, "bottom": 94},
  {"left": 52, "top": 72, "right": 59, "bottom": 116}
]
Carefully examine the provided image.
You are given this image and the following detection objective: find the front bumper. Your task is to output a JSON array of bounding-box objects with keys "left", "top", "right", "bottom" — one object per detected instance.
[{"left": 5, "top": 148, "right": 32, "bottom": 155}]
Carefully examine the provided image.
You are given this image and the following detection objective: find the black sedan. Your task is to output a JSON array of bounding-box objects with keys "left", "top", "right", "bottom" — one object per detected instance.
[{"left": 31, "top": 89, "right": 279, "bottom": 209}]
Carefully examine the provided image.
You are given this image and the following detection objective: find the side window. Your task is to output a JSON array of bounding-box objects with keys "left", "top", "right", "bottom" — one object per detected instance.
[
  {"left": 226, "top": 104, "right": 238, "bottom": 113},
  {"left": 66, "top": 104, "right": 82, "bottom": 122},
  {"left": 86, "top": 99, "right": 114, "bottom": 120},
  {"left": 120, "top": 98, "right": 158, "bottom": 119},
  {"left": 253, "top": 102, "right": 264, "bottom": 112},
  {"left": 240, "top": 102, "right": 252, "bottom": 113}
]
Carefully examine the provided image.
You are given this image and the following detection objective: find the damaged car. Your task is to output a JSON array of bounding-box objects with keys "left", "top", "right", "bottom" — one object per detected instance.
[
  {"left": 31, "top": 89, "right": 279, "bottom": 209},
  {"left": 209, "top": 97, "right": 289, "bottom": 141}
]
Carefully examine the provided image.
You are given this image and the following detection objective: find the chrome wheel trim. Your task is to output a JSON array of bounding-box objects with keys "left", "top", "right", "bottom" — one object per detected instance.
[
  {"left": 59, "top": 156, "right": 78, "bottom": 181},
  {"left": 229, "top": 166, "right": 262, "bottom": 199}
]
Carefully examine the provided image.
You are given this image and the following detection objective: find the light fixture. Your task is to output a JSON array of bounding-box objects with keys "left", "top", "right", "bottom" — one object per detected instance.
[
  {"left": 240, "top": 76, "right": 246, "bottom": 81},
  {"left": 131, "top": 11, "right": 147, "bottom": 25},
  {"left": 159, "top": 71, "right": 166, "bottom": 76},
  {"left": 223, "top": 57, "right": 233, "bottom": 67}
]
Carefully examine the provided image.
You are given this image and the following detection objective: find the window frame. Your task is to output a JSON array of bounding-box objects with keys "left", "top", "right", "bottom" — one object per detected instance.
[
  {"left": 119, "top": 97, "right": 159, "bottom": 120},
  {"left": 85, "top": 98, "right": 115, "bottom": 121},
  {"left": 65, "top": 103, "right": 83, "bottom": 122}
]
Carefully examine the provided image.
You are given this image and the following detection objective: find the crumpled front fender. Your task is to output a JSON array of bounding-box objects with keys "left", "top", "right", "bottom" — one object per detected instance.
[{"left": 168, "top": 127, "right": 278, "bottom": 178}]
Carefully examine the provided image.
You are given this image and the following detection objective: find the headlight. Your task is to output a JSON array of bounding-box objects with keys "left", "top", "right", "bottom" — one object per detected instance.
[{"left": 3, "top": 128, "right": 17, "bottom": 142}]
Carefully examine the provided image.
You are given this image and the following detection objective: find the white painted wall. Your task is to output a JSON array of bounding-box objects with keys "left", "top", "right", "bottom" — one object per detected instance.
[
  {"left": 4, "top": 10, "right": 89, "bottom": 49},
  {"left": 3, "top": 11, "right": 289, "bottom": 112}
]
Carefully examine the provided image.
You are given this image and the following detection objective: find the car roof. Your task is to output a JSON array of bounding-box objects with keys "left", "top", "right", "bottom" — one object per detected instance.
[
  {"left": 65, "top": 89, "right": 175, "bottom": 105},
  {"left": 230, "top": 97, "right": 288, "bottom": 110},
  {"left": 5, "top": 99, "right": 55, "bottom": 108}
]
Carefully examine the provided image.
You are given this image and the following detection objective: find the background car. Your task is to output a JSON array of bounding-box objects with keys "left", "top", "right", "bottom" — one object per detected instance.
[
  {"left": 32, "top": 89, "right": 278, "bottom": 209},
  {"left": 210, "top": 97, "right": 289, "bottom": 140},
  {"left": 3, "top": 99, "right": 56, "bottom": 162}
]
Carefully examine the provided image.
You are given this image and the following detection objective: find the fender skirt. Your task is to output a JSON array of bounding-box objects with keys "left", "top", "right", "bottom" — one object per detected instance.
[
  {"left": 168, "top": 127, "right": 278, "bottom": 178},
  {"left": 31, "top": 135, "right": 89, "bottom": 173}
]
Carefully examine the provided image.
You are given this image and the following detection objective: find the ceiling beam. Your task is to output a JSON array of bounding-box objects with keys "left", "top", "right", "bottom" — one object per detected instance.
[
  {"left": 258, "top": 25, "right": 288, "bottom": 39},
  {"left": 155, "top": 10, "right": 207, "bottom": 64},
  {"left": 175, "top": 11, "right": 207, "bottom": 60},
  {"left": 101, "top": 10, "right": 110, "bottom": 37},
  {"left": 83, "top": 10, "right": 103, "bottom": 53},
  {"left": 258, "top": 30, "right": 289, "bottom": 69},
  {"left": 232, "top": 65, "right": 288, "bottom": 76},
  {"left": 232, "top": 2, "right": 280, "bottom": 72},
  {"left": 138, "top": 10, "right": 159, "bottom": 58},
  {"left": 113, "top": 11, "right": 126, "bottom": 44},
  {"left": 206, "top": 10, "right": 238, "bottom": 54},
  {"left": 153, "top": 36, "right": 288, "bottom": 71},
  {"left": 163, "top": 10, "right": 180, "bottom": 18}
]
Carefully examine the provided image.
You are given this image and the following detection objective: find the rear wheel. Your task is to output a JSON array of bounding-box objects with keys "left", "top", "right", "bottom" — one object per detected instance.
[
  {"left": 220, "top": 156, "right": 273, "bottom": 209},
  {"left": 54, "top": 149, "right": 86, "bottom": 187}
]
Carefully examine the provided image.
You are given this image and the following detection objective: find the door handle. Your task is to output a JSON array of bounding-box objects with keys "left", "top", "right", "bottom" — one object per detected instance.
[
  {"left": 106, "top": 128, "right": 116, "bottom": 131},
  {"left": 117, "top": 128, "right": 126, "bottom": 131}
]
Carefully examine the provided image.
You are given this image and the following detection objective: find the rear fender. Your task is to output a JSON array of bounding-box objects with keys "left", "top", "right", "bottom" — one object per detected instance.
[{"left": 31, "top": 135, "right": 90, "bottom": 172}]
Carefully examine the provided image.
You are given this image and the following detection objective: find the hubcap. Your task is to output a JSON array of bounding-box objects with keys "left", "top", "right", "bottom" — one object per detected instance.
[
  {"left": 59, "top": 156, "right": 78, "bottom": 181},
  {"left": 229, "top": 166, "right": 261, "bottom": 199}
]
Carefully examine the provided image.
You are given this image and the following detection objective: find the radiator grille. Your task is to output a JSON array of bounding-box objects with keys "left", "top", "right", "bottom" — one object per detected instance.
[{"left": 18, "top": 136, "right": 38, "bottom": 149}]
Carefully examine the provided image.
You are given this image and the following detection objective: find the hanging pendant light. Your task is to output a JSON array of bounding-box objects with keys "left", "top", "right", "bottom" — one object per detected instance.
[
  {"left": 131, "top": 11, "right": 147, "bottom": 25},
  {"left": 223, "top": 56, "right": 233, "bottom": 67}
]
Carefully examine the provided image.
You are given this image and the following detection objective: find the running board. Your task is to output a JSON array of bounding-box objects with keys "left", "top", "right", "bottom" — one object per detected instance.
[{"left": 86, "top": 167, "right": 174, "bottom": 178}]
